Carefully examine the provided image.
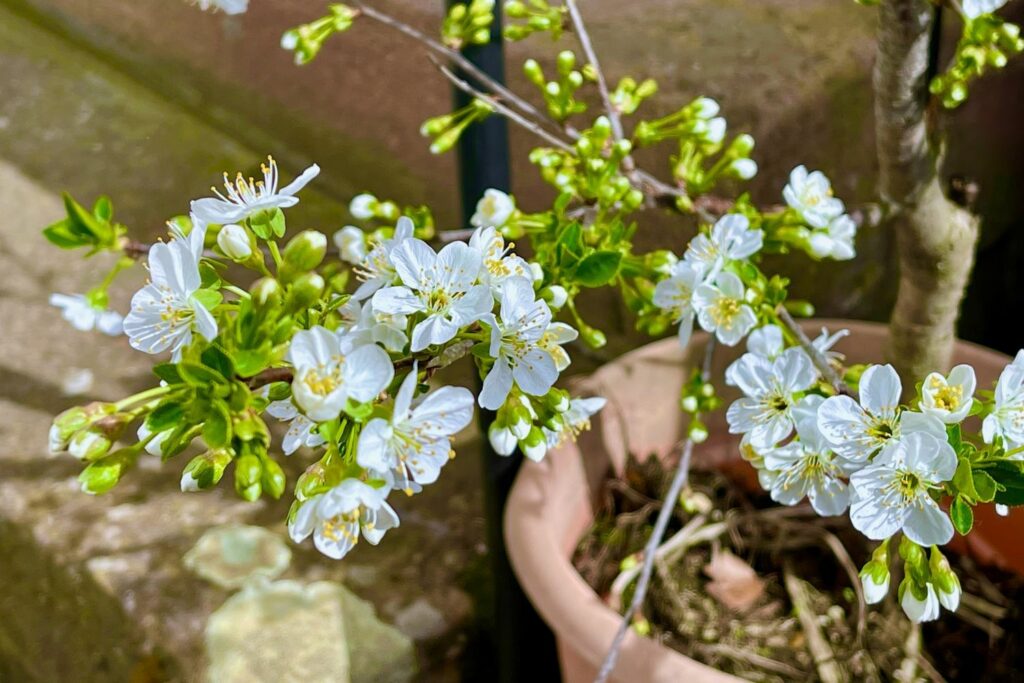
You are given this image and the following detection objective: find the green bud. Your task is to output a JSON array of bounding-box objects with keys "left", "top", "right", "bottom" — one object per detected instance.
[
  {"left": 592, "top": 116, "right": 612, "bottom": 139},
  {"left": 283, "top": 230, "right": 328, "bottom": 271},
  {"left": 580, "top": 325, "right": 607, "bottom": 348},
  {"left": 297, "top": 461, "right": 328, "bottom": 501},
  {"left": 508, "top": 403, "right": 533, "bottom": 439},
  {"left": 681, "top": 395, "right": 699, "bottom": 413},
  {"left": 250, "top": 277, "right": 283, "bottom": 307},
  {"left": 519, "top": 426, "right": 547, "bottom": 462},
  {"left": 286, "top": 273, "right": 325, "bottom": 310},
  {"left": 69, "top": 429, "right": 113, "bottom": 461},
  {"left": 261, "top": 458, "right": 287, "bottom": 500},
  {"left": 180, "top": 449, "right": 232, "bottom": 492},
  {"left": 523, "top": 58, "right": 544, "bottom": 85},
  {"left": 234, "top": 454, "right": 263, "bottom": 502},
  {"left": 504, "top": 1, "right": 528, "bottom": 18},
  {"left": 79, "top": 449, "right": 135, "bottom": 495},
  {"left": 544, "top": 388, "right": 571, "bottom": 413},
  {"left": 556, "top": 50, "right": 575, "bottom": 75}
]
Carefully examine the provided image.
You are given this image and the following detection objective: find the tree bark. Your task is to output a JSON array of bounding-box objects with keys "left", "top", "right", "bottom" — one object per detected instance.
[{"left": 874, "top": 0, "right": 980, "bottom": 384}]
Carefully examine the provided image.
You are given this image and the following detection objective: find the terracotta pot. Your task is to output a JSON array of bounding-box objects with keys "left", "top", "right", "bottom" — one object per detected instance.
[{"left": 504, "top": 319, "right": 1021, "bottom": 683}]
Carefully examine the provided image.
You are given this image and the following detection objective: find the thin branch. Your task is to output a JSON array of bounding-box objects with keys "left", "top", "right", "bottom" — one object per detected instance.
[
  {"left": 783, "top": 565, "right": 845, "bottom": 683},
  {"left": 563, "top": 0, "right": 625, "bottom": 147},
  {"left": 354, "top": 2, "right": 563, "bottom": 139},
  {"left": 777, "top": 307, "right": 852, "bottom": 396},
  {"left": 593, "top": 338, "right": 717, "bottom": 683},
  {"left": 433, "top": 59, "right": 576, "bottom": 153}
]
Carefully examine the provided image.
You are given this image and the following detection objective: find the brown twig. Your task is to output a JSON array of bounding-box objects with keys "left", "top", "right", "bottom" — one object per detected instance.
[{"left": 783, "top": 564, "right": 846, "bottom": 683}]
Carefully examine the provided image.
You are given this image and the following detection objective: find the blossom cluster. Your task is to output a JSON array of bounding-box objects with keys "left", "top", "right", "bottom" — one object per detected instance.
[
  {"left": 46, "top": 157, "right": 606, "bottom": 562},
  {"left": 725, "top": 323, "right": 1024, "bottom": 622}
]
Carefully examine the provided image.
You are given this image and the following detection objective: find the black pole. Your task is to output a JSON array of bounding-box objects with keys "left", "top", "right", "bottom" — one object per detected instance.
[{"left": 444, "top": 4, "right": 560, "bottom": 681}]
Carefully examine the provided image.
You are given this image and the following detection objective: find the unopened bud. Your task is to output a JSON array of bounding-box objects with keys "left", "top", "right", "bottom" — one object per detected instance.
[
  {"left": 180, "top": 449, "right": 232, "bottom": 492},
  {"left": 544, "top": 388, "right": 571, "bottom": 413},
  {"left": 349, "top": 193, "right": 378, "bottom": 220},
  {"left": 79, "top": 450, "right": 134, "bottom": 495},
  {"left": 234, "top": 454, "right": 263, "bottom": 501},
  {"left": 216, "top": 224, "right": 254, "bottom": 261},
  {"left": 488, "top": 420, "right": 517, "bottom": 456},
  {"left": 334, "top": 225, "right": 368, "bottom": 265},
  {"left": 261, "top": 458, "right": 287, "bottom": 500},
  {"left": 544, "top": 285, "right": 568, "bottom": 309},
  {"left": 508, "top": 404, "right": 533, "bottom": 439},
  {"left": 519, "top": 426, "right": 547, "bottom": 462},
  {"left": 250, "top": 277, "right": 283, "bottom": 307},
  {"left": 283, "top": 230, "right": 327, "bottom": 271},
  {"left": 69, "top": 429, "right": 112, "bottom": 461},
  {"left": 287, "top": 273, "right": 325, "bottom": 310}
]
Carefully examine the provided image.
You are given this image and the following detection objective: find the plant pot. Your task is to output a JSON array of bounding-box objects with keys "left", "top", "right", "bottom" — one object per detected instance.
[{"left": 504, "top": 319, "right": 1021, "bottom": 683}]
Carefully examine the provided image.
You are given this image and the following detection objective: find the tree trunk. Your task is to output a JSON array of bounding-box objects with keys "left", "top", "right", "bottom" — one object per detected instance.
[{"left": 874, "top": 0, "right": 980, "bottom": 384}]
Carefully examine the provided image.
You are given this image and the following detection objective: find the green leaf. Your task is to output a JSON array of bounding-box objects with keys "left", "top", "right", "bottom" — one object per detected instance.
[
  {"left": 178, "top": 362, "right": 227, "bottom": 386},
  {"left": 201, "top": 346, "right": 235, "bottom": 380},
  {"left": 555, "top": 222, "right": 584, "bottom": 268},
  {"left": 63, "top": 193, "right": 113, "bottom": 245},
  {"left": 269, "top": 208, "right": 287, "bottom": 238},
  {"left": 43, "top": 220, "right": 91, "bottom": 249},
  {"left": 199, "top": 262, "right": 223, "bottom": 290},
  {"left": 574, "top": 250, "right": 622, "bottom": 287},
  {"left": 202, "top": 403, "right": 232, "bottom": 448},
  {"left": 952, "top": 457, "right": 979, "bottom": 501},
  {"left": 973, "top": 469, "right": 998, "bottom": 503},
  {"left": 145, "top": 401, "right": 184, "bottom": 433},
  {"left": 234, "top": 347, "right": 271, "bottom": 378},
  {"left": 192, "top": 288, "right": 223, "bottom": 312},
  {"left": 153, "top": 363, "right": 184, "bottom": 384},
  {"left": 92, "top": 196, "right": 113, "bottom": 222},
  {"left": 986, "top": 460, "right": 1024, "bottom": 506},
  {"left": 950, "top": 496, "right": 974, "bottom": 535}
]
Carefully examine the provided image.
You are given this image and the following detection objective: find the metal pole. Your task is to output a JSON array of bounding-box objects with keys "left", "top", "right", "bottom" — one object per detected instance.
[{"left": 444, "top": 4, "right": 560, "bottom": 681}]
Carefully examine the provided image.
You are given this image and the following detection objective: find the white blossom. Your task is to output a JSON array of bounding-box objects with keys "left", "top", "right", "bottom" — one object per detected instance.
[
  {"left": 726, "top": 348, "right": 816, "bottom": 448},
  {"left": 289, "top": 480, "right": 399, "bottom": 560},
  {"left": 808, "top": 214, "right": 856, "bottom": 261},
  {"left": 901, "top": 582, "right": 941, "bottom": 623},
  {"left": 471, "top": 189, "right": 516, "bottom": 228},
  {"left": 339, "top": 298, "right": 408, "bottom": 353},
  {"left": 286, "top": 326, "right": 394, "bottom": 422},
  {"left": 265, "top": 399, "right": 326, "bottom": 455},
  {"left": 61, "top": 368, "right": 95, "bottom": 396},
  {"left": 693, "top": 271, "right": 758, "bottom": 346},
  {"left": 372, "top": 239, "right": 491, "bottom": 352},
  {"left": 982, "top": 351, "right": 1024, "bottom": 449},
  {"left": 543, "top": 397, "right": 606, "bottom": 448},
  {"left": 762, "top": 395, "right": 850, "bottom": 516},
  {"left": 191, "top": 156, "right": 319, "bottom": 225},
  {"left": 783, "top": 165, "right": 845, "bottom": 229},
  {"left": 920, "top": 364, "right": 977, "bottom": 425},
  {"left": 353, "top": 216, "right": 414, "bottom": 300},
  {"left": 357, "top": 368, "right": 474, "bottom": 491},
  {"left": 849, "top": 431, "right": 956, "bottom": 546},
  {"left": 479, "top": 278, "right": 558, "bottom": 410},
  {"left": 469, "top": 226, "right": 533, "bottom": 298},
  {"left": 334, "top": 225, "right": 368, "bottom": 265},
  {"left": 50, "top": 293, "right": 124, "bottom": 336},
  {"left": 653, "top": 261, "right": 704, "bottom": 347},
  {"left": 962, "top": 0, "right": 1008, "bottom": 19},
  {"left": 684, "top": 213, "right": 762, "bottom": 276},
  {"left": 817, "top": 364, "right": 945, "bottom": 463},
  {"left": 539, "top": 321, "right": 577, "bottom": 372},
  {"left": 124, "top": 225, "right": 217, "bottom": 360}
]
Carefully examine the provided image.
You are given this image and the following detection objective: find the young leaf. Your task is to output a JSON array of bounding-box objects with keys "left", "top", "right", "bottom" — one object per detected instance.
[
  {"left": 950, "top": 496, "right": 974, "bottom": 535},
  {"left": 146, "top": 401, "right": 185, "bottom": 433},
  {"left": 574, "top": 250, "right": 622, "bottom": 287},
  {"left": 952, "top": 457, "right": 979, "bottom": 502},
  {"left": 202, "top": 403, "right": 232, "bottom": 448},
  {"left": 973, "top": 469, "right": 998, "bottom": 503}
]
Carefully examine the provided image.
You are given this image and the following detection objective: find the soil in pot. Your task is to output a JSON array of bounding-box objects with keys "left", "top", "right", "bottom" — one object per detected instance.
[{"left": 573, "top": 452, "right": 1024, "bottom": 682}]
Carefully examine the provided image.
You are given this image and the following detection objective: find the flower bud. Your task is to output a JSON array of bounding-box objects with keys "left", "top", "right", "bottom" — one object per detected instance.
[
  {"left": 929, "top": 547, "right": 961, "bottom": 611},
  {"left": 334, "top": 225, "right": 368, "bottom": 264},
  {"left": 580, "top": 325, "right": 607, "bottom": 348},
  {"left": 488, "top": 420, "right": 517, "bottom": 456},
  {"left": 349, "top": 193, "right": 378, "bottom": 220},
  {"left": 137, "top": 422, "right": 170, "bottom": 457},
  {"left": 180, "top": 449, "right": 232, "bottom": 492},
  {"left": 286, "top": 273, "right": 325, "bottom": 310},
  {"left": 519, "top": 426, "right": 547, "bottom": 462},
  {"left": 543, "top": 285, "right": 568, "bottom": 309},
  {"left": 216, "top": 224, "right": 254, "bottom": 261},
  {"left": 704, "top": 117, "right": 727, "bottom": 145},
  {"left": 79, "top": 449, "right": 134, "bottom": 495},
  {"left": 261, "top": 458, "right": 287, "bottom": 500},
  {"left": 250, "top": 277, "right": 283, "bottom": 307},
  {"left": 69, "top": 429, "right": 112, "bottom": 461},
  {"left": 900, "top": 579, "right": 940, "bottom": 623},
  {"left": 234, "top": 454, "right": 264, "bottom": 502},
  {"left": 544, "top": 388, "right": 571, "bottom": 413},
  {"left": 859, "top": 560, "right": 890, "bottom": 604},
  {"left": 50, "top": 405, "right": 93, "bottom": 453},
  {"left": 283, "top": 230, "right": 328, "bottom": 271},
  {"left": 692, "top": 97, "right": 720, "bottom": 119},
  {"left": 508, "top": 403, "right": 533, "bottom": 439},
  {"left": 681, "top": 395, "right": 699, "bottom": 413},
  {"left": 528, "top": 262, "right": 544, "bottom": 282},
  {"left": 728, "top": 158, "right": 758, "bottom": 180}
]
